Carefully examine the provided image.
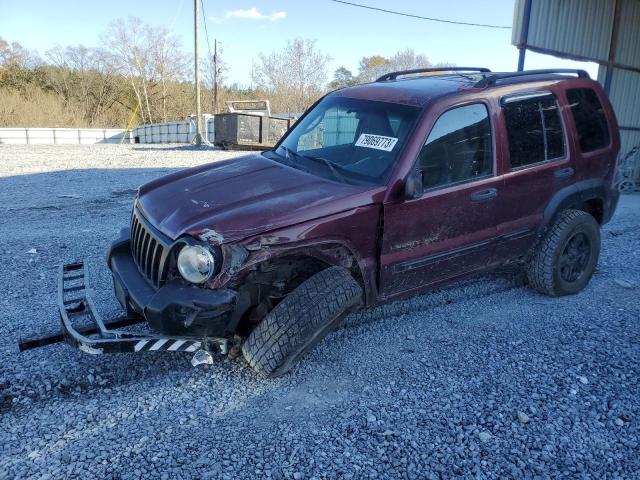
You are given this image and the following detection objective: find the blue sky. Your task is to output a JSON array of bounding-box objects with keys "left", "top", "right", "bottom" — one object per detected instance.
[{"left": 0, "top": 0, "right": 598, "bottom": 85}]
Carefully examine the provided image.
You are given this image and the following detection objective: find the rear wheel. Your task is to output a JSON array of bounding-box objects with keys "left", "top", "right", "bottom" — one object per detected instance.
[
  {"left": 527, "top": 209, "right": 600, "bottom": 296},
  {"left": 242, "top": 266, "right": 362, "bottom": 378}
]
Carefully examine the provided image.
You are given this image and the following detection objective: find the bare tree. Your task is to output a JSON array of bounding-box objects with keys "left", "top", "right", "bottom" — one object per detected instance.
[
  {"left": 329, "top": 67, "right": 356, "bottom": 89},
  {"left": 101, "top": 18, "right": 190, "bottom": 124},
  {"left": 101, "top": 18, "right": 155, "bottom": 123},
  {"left": 252, "top": 38, "right": 331, "bottom": 113},
  {"left": 0, "top": 38, "right": 40, "bottom": 68},
  {"left": 357, "top": 49, "right": 433, "bottom": 83},
  {"left": 45, "top": 45, "right": 124, "bottom": 126},
  {"left": 148, "top": 27, "right": 190, "bottom": 122},
  {"left": 203, "top": 43, "right": 227, "bottom": 114},
  {"left": 388, "top": 49, "right": 431, "bottom": 72},
  {"left": 0, "top": 29, "right": 195, "bottom": 128},
  {"left": 357, "top": 55, "right": 390, "bottom": 83},
  {"left": 89, "top": 48, "right": 127, "bottom": 125},
  {"left": 46, "top": 45, "right": 91, "bottom": 121}
]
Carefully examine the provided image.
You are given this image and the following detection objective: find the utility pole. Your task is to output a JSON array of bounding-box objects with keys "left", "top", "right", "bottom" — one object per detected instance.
[
  {"left": 213, "top": 39, "right": 218, "bottom": 114},
  {"left": 192, "top": 0, "right": 203, "bottom": 145}
]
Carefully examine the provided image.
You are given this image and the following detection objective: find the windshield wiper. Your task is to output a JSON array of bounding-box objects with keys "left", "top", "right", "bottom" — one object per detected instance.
[
  {"left": 278, "top": 147, "right": 354, "bottom": 184},
  {"left": 275, "top": 146, "right": 298, "bottom": 166},
  {"left": 273, "top": 146, "right": 310, "bottom": 172},
  {"left": 301, "top": 155, "right": 350, "bottom": 184}
]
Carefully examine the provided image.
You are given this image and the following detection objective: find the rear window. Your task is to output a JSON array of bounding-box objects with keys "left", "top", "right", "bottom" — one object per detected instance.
[
  {"left": 502, "top": 92, "right": 565, "bottom": 169},
  {"left": 566, "top": 88, "right": 610, "bottom": 152}
]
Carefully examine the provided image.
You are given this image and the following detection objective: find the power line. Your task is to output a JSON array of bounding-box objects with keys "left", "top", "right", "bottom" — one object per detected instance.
[
  {"left": 199, "top": 0, "right": 219, "bottom": 114},
  {"left": 169, "top": 0, "right": 186, "bottom": 30},
  {"left": 328, "top": 0, "right": 511, "bottom": 29},
  {"left": 200, "top": 0, "right": 213, "bottom": 59}
]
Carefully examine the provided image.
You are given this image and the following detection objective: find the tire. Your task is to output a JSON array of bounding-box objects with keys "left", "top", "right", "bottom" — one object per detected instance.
[
  {"left": 242, "top": 266, "right": 363, "bottom": 378},
  {"left": 526, "top": 209, "right": 600, "bottom": 296}
]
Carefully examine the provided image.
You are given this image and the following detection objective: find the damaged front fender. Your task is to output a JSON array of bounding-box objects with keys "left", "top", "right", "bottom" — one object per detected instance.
[{"left": 203, "top": 205, "right": 382, "bottom": 305}]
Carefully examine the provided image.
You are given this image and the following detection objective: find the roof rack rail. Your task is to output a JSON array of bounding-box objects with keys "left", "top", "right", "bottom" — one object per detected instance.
[
  {"left": 376, "top": 67, "right": 491, "bottom": 82},
  {"left": 474, "top": 69, "right": 590, "bottom": 88}
]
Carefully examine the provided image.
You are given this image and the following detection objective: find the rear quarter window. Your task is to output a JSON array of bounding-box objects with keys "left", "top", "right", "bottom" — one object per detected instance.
[{"left": 566, "top": 88, "right": 610, "bottom": 152}]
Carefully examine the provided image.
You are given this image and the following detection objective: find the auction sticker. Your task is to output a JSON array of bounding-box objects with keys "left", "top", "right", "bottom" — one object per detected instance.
[{"left": 355, "top": 133, "right": 398, "bottom": 152}]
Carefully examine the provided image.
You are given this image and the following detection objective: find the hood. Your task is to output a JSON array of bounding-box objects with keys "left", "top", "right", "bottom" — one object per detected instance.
[{"left": 136, "top": 153, "right": 377, "bottom": 243}]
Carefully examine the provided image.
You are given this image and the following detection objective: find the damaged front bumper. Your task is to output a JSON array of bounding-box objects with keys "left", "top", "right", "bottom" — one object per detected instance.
[
  {"left": 56, "top": 262, "right": 231, "bottom": 355},
  {"left": 107, "top": 230, "right": 238, "bottom": 338}
]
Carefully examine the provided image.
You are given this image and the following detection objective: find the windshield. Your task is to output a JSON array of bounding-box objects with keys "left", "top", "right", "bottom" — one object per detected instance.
[{"left": 265, "top": 96, "right": 421, "bottom": 185}]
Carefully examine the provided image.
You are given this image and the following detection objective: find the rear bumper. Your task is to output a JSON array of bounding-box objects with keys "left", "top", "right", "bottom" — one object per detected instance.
[{"left": 107, "top": 229, "right": 238, "bottom": 337}]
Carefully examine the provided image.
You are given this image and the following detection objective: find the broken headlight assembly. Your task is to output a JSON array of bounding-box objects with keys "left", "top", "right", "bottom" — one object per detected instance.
[{"left": 177, "top": 244, "right": 219, "bottom": 284}]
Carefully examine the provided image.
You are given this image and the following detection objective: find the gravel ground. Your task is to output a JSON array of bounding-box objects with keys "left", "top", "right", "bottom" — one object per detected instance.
[{"left": 1, "top": 144, "right": 639, "bottom": 479}]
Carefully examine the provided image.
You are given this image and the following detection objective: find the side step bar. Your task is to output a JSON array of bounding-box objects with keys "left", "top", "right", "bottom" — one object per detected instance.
[{"left": 18, "top": 261, "right": 229, "bottom": 355}]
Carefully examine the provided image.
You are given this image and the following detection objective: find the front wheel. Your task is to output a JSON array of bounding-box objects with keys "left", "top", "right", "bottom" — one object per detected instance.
[
  {"left": 527, "top": 209, "right": 600, "bottom": 296},
  {"left": 242, "top": 266, "right": 363, "bottom": 377}
]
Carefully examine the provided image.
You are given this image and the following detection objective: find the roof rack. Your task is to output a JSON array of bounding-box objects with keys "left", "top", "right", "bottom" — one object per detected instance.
[
  {"left": 474, "top": 69, "right": 590, "bottom": 88},
  {"left": 376, "top": 67, "right": 491, "bottom": 82}
]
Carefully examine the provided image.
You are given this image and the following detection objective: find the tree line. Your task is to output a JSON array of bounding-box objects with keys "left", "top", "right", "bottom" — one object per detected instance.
[{"left": 0, "top": 17, "right": 446, "bottom": 128}]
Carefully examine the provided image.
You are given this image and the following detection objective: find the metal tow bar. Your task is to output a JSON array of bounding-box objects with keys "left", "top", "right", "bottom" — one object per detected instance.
[{"left": 18, "top": 261, "right": 229, "bottom": 357}]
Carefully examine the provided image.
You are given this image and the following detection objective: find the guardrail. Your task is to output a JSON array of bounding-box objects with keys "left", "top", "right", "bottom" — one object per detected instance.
[
  {"left": 0, "top": 113, "right": 294, "bottom": 148},
  {"left": 0, "top": 122, "right": 211, "bottom": 146},
  {"left": 0, "top": 128, "right": 132, "bottom": 145}
]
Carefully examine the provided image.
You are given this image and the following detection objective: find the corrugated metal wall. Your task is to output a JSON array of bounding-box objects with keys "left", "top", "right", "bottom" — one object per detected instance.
[
  {"left": 604, "top": 67, "right": 640, "bottom": 184},
  {"left": 608, "top": 69, "right": 640, "bottom": 128},
  {"left": 616, "top": 0, "right": 640, "bottom": 67},
  {"left": 512, "top": 0, "right": 640, "bottom": 186},
  {"left": 513, "top": 0, "right": 616, "bottom": 61}
]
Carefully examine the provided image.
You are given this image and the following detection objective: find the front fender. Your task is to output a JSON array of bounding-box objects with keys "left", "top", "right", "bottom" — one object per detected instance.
[{"left": 209, "top": 205, "right": 382, "bottom": 305}]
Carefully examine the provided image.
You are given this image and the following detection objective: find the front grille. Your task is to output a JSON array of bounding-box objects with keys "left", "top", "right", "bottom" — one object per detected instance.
[{"left": 130, "top": 210, "right": 167, "bottom": 288}]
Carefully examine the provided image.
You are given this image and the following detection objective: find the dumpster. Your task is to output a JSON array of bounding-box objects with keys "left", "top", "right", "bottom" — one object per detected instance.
[{"left": 213, "top": 100, "right": 295, "bottom": 149}]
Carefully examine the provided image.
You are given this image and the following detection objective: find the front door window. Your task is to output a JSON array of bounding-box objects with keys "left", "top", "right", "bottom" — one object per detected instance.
[{"left": 418, "top": 103, "right": 493, "bottom": 189}]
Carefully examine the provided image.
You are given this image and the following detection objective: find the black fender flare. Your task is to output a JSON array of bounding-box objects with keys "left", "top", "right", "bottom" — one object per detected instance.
[{"left": 542, "top": 178, "right": 617, "bottom": 233}]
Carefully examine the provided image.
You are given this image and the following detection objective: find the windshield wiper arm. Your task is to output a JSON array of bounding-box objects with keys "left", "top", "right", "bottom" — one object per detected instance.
[
  {"left": 278, "top": 146, "right": 298, "bottom": 165},
  {"left": 281, "top": 145, "right": 349, "bottom": 183},
  {"left": 302, "top": 155, "right": 350, "bottom": 183},
  {"left": 275, "top": 146, "right": 310, "bottom": 171},
  {"left": 278, "top": 147, "right": 352, "bottom": 184}
]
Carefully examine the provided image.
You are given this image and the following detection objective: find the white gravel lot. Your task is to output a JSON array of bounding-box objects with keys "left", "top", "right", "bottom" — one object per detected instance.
[{"left": 0, "top": 144, "right": 639, "bottom": 479}]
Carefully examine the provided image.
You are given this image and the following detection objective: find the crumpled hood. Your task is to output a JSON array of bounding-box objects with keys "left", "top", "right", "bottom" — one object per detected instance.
[{"left": 136, "top": 153, "right": 375, "bottom": 243}]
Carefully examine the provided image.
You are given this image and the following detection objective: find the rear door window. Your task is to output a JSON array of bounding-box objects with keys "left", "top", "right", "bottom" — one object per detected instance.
[
  {"left": 502, "top": 92, "right": 565, "bottom": 169},
  {"left": 566, "top": 88, "right": 610, "bottom": 152}
]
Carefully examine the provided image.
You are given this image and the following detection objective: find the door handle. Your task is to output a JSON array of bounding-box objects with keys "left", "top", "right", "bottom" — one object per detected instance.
[
  {"left": 470, "top": 188, "right": 497, "bottom": 202},
  {"left": 554, "top": 167, "right": 575, "bottom": 178}
]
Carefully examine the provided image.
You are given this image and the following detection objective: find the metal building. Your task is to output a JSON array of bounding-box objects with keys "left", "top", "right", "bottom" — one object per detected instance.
[{"left": 513, "top": 0, "right": 640, "bottom": 190}]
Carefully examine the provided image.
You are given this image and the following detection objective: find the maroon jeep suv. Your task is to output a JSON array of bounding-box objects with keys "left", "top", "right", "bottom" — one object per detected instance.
[{"left": 64, "top": 68, "right": 621, "bottom": 377}]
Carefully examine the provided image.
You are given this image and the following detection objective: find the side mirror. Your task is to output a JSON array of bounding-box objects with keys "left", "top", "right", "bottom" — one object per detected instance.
[{"left": 404, "top": 170, "right": 424, "bottom": 200}]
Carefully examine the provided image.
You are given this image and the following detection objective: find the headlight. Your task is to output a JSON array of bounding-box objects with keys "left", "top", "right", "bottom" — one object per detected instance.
[{"left": 177, "top": 245, "right": 216, "bottom": 283}]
